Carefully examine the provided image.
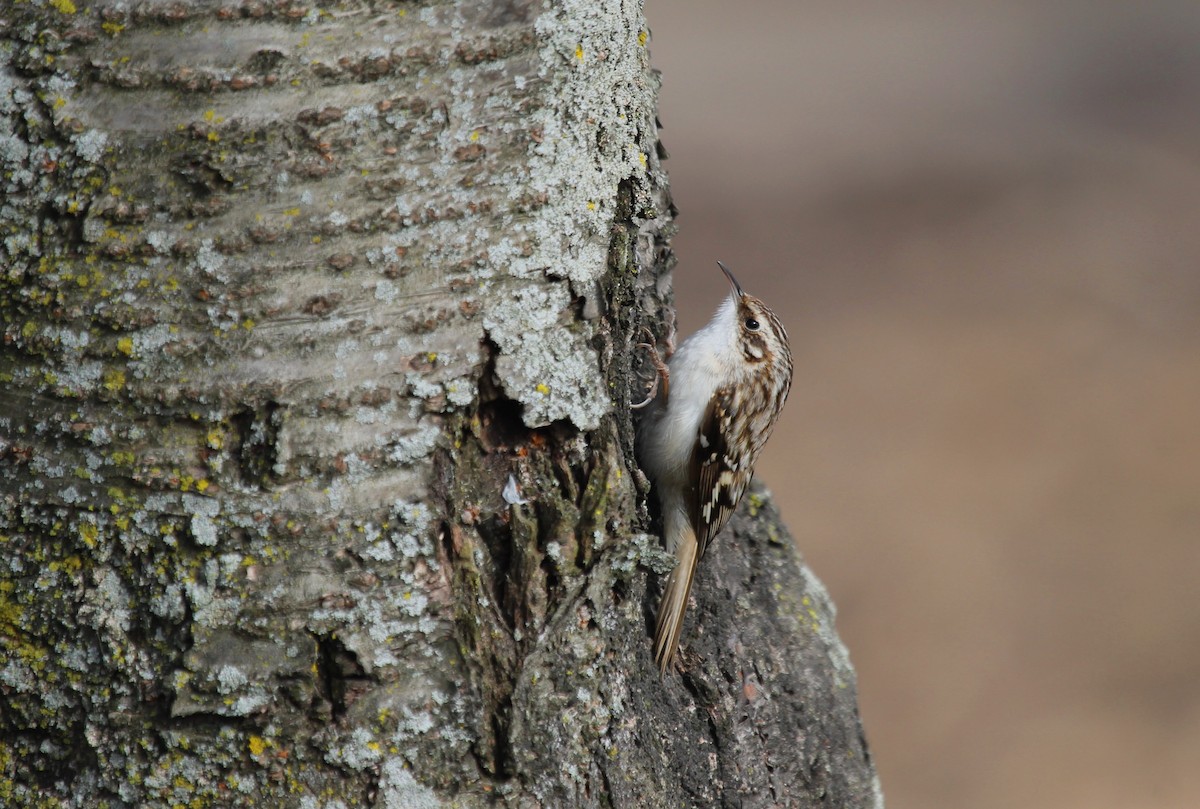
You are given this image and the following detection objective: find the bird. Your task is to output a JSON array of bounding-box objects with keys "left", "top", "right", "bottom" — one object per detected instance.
[{"left": 637, "top": 261, "right": 793, "bottom": 672}]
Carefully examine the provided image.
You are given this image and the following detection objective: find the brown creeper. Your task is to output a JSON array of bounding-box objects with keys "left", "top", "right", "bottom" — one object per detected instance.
[{"left": 639, "top": 261, "right": 793, "bottom": 672}]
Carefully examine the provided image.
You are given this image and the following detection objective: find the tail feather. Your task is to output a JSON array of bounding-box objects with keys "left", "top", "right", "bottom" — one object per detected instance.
[{"left": 654, "top": 522, "right": 699, "bottom": 673}]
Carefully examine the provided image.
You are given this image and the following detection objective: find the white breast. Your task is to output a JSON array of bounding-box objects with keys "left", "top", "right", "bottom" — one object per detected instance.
[{"left": 640, "top": 296, "right": 740, "bottom": 490}]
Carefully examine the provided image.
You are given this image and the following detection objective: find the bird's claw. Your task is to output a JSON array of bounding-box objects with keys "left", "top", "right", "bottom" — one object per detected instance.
[{"left": 631, "top": 326, "right": 670, "bottom": 410}]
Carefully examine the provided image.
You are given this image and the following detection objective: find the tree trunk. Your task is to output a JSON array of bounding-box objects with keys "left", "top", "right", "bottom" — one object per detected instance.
[{"left": 0, "top": 1, "right": 881, "bottom": 807}]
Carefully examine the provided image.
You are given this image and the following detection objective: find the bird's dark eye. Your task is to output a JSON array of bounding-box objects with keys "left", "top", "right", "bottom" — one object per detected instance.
[{"left": 744, "top": 317, "right": 760, "bottom": 331}]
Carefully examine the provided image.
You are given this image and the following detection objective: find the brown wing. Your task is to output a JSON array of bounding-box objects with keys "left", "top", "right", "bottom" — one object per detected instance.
[{"left": 689, "top": 385, "right": 753, "bottom": 558}]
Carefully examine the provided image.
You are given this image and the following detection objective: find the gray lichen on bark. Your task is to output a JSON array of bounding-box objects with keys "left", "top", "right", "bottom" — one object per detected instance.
[{"left": 0, "top": 1, "right": 880, "bottom": 807}]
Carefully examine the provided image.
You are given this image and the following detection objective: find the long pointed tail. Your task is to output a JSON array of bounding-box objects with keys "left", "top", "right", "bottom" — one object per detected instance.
[{"left": 653, "top": 518, "right": 699, "bottom": 673}]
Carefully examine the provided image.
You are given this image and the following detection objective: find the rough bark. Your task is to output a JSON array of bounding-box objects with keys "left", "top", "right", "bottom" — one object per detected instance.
[{"left": 0, "top": 1, "right": 880, "bottom": 807}]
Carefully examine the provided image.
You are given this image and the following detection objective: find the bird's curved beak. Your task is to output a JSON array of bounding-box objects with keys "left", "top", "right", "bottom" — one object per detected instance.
[{"left": 717, "top": 260, "right": 744, "bottom": 298}]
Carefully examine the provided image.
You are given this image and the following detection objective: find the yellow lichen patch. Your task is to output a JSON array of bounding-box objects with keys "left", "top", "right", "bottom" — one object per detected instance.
[
  {"left": 0, "top": 742, "right": 15, "bottom": 802},
  {"left": 747, "top": 492, "right": 767, "bottom": 516},
  {"left": 638, "top": 30, "right": 648, "bottom": 46},
  {"left": 535, "top": 383, "right": 550, "bottom": 395},
  {"left": 49, "top": 555, "right": 82, "bottom": 575},
  {"left": 247, "top": 735, "right": 267, "bottom": 756},
  {"left": 0, "top": 582, "right": 46, "bottom": 672},
  {"left": 49, "top": 0, "right": 77, "bottom": 14},
  {"left": 80, "top": 522, "right": 99, "bottom": 548},
  {"left": 575, "top": 44, "right": 584, "bottom": 61},
  {"left": 205, "top": 428, "right": 224, "bottom": 449},
  {"left": 101, "top": 21, "right": 125, "bottom": 36},
  {"left": 195, "top": 479, "right": 209, "bottom": 493},
  {"left": 117, "top": 337, "right": 134, "bottom": 356},
  {"left": 102, "top": 369, "right": 126, "bottom": 392}
]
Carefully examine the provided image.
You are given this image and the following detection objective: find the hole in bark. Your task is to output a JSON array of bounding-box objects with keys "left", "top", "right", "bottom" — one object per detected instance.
[
  {"left": 611, "top": 576, "right": 627, "bottom": 606},
  {"left": 475, "top": 514, "right": 514, "bottom": 629},
  {"left": 476, "top": 335, "right": 543, "bottom": 454},
  {"left": 491, "top": 707, "right": 514, "bottom": 779},
  {"left": 438, "top": 519, "right": 458, "bottom": 566},
  {"left": 312, "top": 634, "right": 368, "bottom": 721},
  {"left": 539, "top": 552, "right": 561, "bottom": 603},
  {"left": 231, "top": 401, "right": 282, "bottom": 487},
  {"left": 477, "top": 396, "right": 530, "bottom": 453}
]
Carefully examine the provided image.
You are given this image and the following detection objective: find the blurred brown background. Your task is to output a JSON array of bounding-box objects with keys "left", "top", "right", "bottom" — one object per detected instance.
[{"left": 644, "top": 2, "right": 1200, "bottom": 807}]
